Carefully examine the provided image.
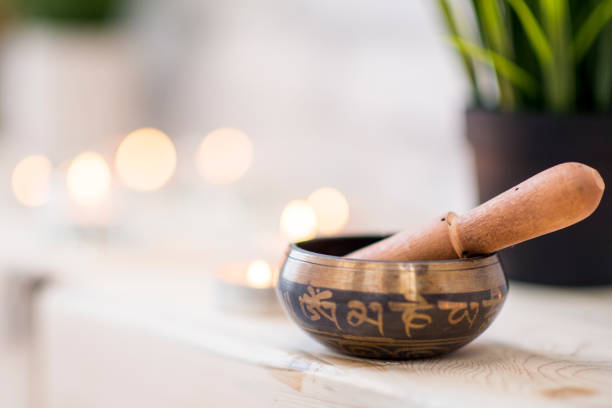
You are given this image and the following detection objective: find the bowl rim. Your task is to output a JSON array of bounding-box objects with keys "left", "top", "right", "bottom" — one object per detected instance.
[
  {"left": 288, "top": 235, "right": 499, "bottom": 272},
  {"left": 281, "top": 235, "right": 505, "bottom": 294}
]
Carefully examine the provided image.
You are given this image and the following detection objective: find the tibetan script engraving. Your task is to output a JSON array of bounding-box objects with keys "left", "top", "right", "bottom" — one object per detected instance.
[
  {"left": 438, "top": 300, "right": 480, "bottom": 327},
  {"left": 388, "top": 295, "right": 434, "bottom": 337},
  {"left": 298, "top": 286, "right": 341, "bottom": 330},
  {"left": 479, "top": 287, "right": 503, "bottom": 330},
  {"left": 347, "top": 300, "right": 384, "bottom": 336}
]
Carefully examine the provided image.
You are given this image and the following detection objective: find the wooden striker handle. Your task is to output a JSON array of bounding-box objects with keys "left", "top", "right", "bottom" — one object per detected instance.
[{"left": 347, "top": 162, "right": 605, "bottom": 261}]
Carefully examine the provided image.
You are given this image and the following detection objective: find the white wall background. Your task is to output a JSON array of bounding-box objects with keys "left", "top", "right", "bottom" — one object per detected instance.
[
  {"left": 131, "top": 0, "right": 476, "bottom": 231},
  {"left": 0, "top": 0, "right": 476, "bottom": 260}
]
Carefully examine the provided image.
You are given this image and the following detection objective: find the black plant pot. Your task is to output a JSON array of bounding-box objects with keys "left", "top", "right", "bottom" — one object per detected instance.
[{"left": 466, "top": 109, "right": 612, "bottom": 286}]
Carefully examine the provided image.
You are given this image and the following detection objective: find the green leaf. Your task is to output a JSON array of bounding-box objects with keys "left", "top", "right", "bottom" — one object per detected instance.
[
  {"left": 595, "top": 22, "right": 612, "bottom": 110},
  {"left": 436, "top": 0, "right": 480, "bottom": 100},
  {"left": 539, "top": 0, "right": 573, "bottom": 111},
  {"left": 476, "top": 0, "right": 510, "bottom": 54},
  {"left": 473, "top": 0, "right": 515, "bottom": 108},
  {"left": 449, "top": 36, "right": 538, "bottom": 96},
  {"left": 506, "top": 0, "right": 553, "bottom": 66},
  {"left": 574, "top": 0, "right": 612, "bottom": 62}
]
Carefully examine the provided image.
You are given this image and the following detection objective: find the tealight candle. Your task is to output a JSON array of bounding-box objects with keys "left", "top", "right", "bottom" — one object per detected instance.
[
  {"left": 66, "top": 152, "right": 111, "bottom": 208},
  {"left": 212, "top": 260, "right": 280, "bottom": 314},
  {"left": 11, "top": 155, "right": 53, "bottom": 208},
  {"left": 64, "top": 152, "right": 114, "bottom": 241}
]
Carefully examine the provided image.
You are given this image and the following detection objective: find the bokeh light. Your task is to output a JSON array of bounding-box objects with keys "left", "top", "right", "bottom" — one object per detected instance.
[
  {"left": 280, "top": 200, "right": 317, "bottom": 241},
  {"left": 116, "top": 128, "right": 177, "bottom": 191},
  {"left": 308, "top": 187, "right": 350, "bottom": 235},
  {"left": 196, "top": 128, "right": 253, "bottom": 185},
  {"left": 67, "top": 152, "right": 111, "bottom": 205},
  {"left": 11, "top": 155, "right": 53, "bottom": 207},
  {"left": 246, "top": 260, "right": 274, "bottom": 288}
]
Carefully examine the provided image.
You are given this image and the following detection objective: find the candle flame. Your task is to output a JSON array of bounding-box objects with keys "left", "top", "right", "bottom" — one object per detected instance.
[
  {"left": 11, "top": 155, "right": 53, "bottom": 207},
  {"left": 116, "top": 128, "right": 177, "bottom": 192},
  {"left": 308, "top": 187, "right": 349, "bottom": 235},
  {"left": 280, "top": 200, "right": 318, "bottom": 241},
  {"left": 247, "top": 260, "right": 274, "bottom": 288},
  {"left": 196, "top": 128, "right": 253, "bottom": 185},
  {"left": 67, "top": 152, "right": 111, "bottom": 206}
]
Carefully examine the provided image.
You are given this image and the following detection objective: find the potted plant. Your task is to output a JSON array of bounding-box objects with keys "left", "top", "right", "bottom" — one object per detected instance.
[
  {"left": 0, "top": 0, "right": 139, "bottom": 162},
  {"left": 15, "top": 0, "right": 122, "bottom": 23},
  {"left": 436, "top": 0, "right": 612, "bottom": 285}
]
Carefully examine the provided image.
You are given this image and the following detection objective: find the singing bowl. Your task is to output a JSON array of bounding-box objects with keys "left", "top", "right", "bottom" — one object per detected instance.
[{"left": 277, "top": 235, "right": 508, "bottom": 360}]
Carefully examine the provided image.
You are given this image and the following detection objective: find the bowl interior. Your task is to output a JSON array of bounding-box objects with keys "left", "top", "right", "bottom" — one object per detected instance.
[{"left": 296, "top": 235, "right": 388, "bottom": 257}]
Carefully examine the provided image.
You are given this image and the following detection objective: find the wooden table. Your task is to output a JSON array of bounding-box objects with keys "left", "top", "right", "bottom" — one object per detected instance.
[{"left": 22, "top": 257, "right": 612, "bottom": 408}]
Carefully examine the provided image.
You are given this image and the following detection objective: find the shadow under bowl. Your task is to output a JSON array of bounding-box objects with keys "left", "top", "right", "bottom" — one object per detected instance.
[{"left": 277, "top": 235, "right": 508, "bottom": 360}]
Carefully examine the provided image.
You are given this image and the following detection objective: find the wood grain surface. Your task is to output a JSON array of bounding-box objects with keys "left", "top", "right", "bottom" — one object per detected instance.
[{"left": 28, "top": 272, "right": 612, "bottom": 408}]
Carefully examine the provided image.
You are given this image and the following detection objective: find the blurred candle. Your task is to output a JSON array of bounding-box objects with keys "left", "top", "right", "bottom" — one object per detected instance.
[
  {"left": 246, "top": 259, "right": 274, "bottom": 289},
  {"left": 280, "top": 200, "right": 317, "bottom": 241},
  {"left": 116, "top": 128, "right": 177, "bottom": 191},
  {"left": 308, "top": 187, "right": 350, "bottom": 235},
  {"left": 11, "top": 155, "right": 53, "bottom": 207},
  {"left": 66, "top": 152, "right": 111, "bottom": 206},
  {"left": 196, "top": 128, "right": 253, "bottom": 185},
  {"left": 213, "top": 261, "right": 279, "bottom": 313},
  {"left": 66, "top": 152, "right": 112, "bottom": 227}
]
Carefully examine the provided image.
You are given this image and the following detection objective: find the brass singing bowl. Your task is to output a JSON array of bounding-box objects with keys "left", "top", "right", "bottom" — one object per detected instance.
[{"left": 277, "top": 235, "right": 508, "bottom": 360}]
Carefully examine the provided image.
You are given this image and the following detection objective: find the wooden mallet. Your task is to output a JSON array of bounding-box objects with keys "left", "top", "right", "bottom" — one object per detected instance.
[{"left": 346, "top": 162, "right": 605, "bottom": 261}]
